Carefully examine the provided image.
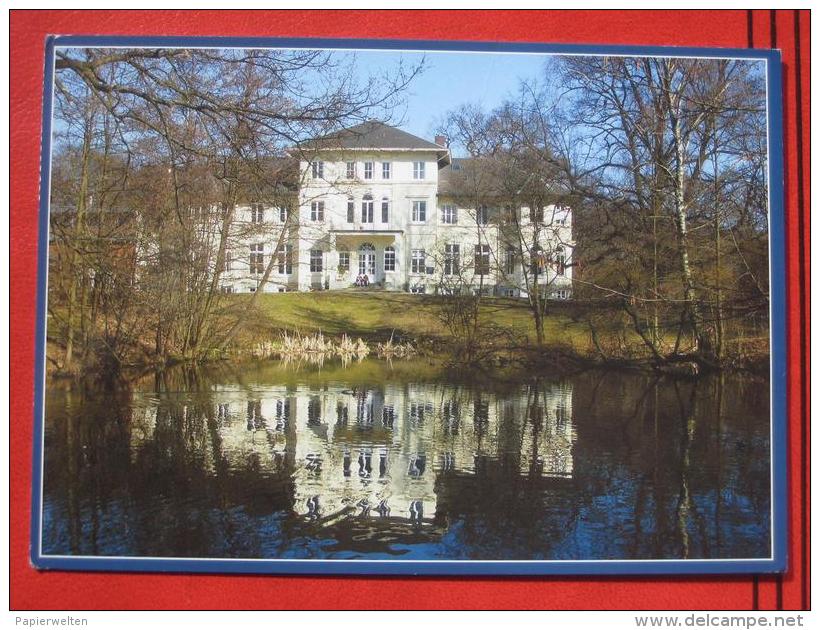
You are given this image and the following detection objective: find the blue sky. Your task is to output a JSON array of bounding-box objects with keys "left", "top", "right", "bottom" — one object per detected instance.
[{"left": 348, "top": 50, "right": 554, "bottom": 150}]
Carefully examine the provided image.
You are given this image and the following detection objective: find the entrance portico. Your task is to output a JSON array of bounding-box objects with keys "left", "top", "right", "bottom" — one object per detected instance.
[{"left": 330, "top": 230, "right": 403, "bottom": 290}]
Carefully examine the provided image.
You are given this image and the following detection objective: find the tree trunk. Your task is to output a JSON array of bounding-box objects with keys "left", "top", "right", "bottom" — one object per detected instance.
[
  {"left": 668, "top": 79, "right": 708, "bottom": 360},
  {"left": 63, "top": 121, "right": 92, "bottom": 370}
]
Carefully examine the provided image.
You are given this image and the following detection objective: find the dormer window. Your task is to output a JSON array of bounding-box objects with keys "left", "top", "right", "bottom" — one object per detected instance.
[
  {"left": 413, "top": 161, "right": 426, "bottom": 180},
  {"left": 311, "top": 161, "right": 324, "bottom": 179}
]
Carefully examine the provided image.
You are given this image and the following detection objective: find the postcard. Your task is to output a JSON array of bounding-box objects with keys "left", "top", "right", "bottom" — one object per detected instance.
[{"left": 31, "top": 36, "right": 786, "bottom": 575}]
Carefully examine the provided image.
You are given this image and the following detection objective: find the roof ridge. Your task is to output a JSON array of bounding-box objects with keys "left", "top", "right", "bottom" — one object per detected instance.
[{"left": 303, "top": 120, "right": 446, "bottom": 152}]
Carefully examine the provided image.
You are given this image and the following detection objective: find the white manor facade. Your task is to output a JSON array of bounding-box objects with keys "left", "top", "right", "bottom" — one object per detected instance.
[{"left": 218, "top": 121, "right": 573, "bottom": 298}]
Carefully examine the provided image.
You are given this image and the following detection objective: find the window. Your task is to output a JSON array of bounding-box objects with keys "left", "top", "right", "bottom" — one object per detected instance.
[
  {"left": 476, "top": 205, "right": 490, "bottom": 225},
  {"left": 412, "top": 200, "right": 427, "bottom": 223},
  {"left": 554, "top": 289, "right": 570, "bottom": 300},
  {"left": 443, "top": 400, "right": 460, "bottom": 435},
  {"left": 224, "top": 250, "right": 233, "bottom": 272},
  {"left": 311, "top": 161, "right": 324, "bottom": 179},
  {"left": 338, "top": 251, "right": 350, "bottom": 273},
  {"left": 410, "top": 285, "right": 426, "bottom": 295},
  {"left": 441, "top": 204, "right": 457, "bottom": 225},
  {"left": 531, "top": 247, "right": 546, "bottom": 275},
  {"left": 531, "top": 206, "right": 544, "bottom": 223},
  {"left": 503, "top": 205, "right": 518, "bottom": 223},
  {"left": 308, "top": 397, "right": 322, "bottom": 424},
  {"left": 249, "top": 244, "right": 264, "bottom": 274},
  {"left": 381, "top": 197, "right": 389, "bottom": 223},
  {"left": 444, "top": 244, "right": 460, "bottom": 276},
  {"left": 364, "top": 161, "right": 374, "bottom": 179},
  {"left": 382, "top": 162, "right": 391, "bottom": 179},
  {"left": 474, "top": 244, "right": 490, "bottom": 276},
  {"left": 384, "top": 246, "right": 396, "bottom": 272},
  {"left": 413, "top": 161, "right": 426, "bottom": 180},
  {"left": 276, "top": 244, "right": 292, "bottom": 275},
  {"left": 310, "top": 200, "right": 324, "bottom": 222},
  {"left": 361, "top": 194, "right": 374, "bottom": 223},
  {"left": 411, "top": 249, "right": 426, "bottom": 274},
  {"left": 250, "top": 203, "right": 265, "bottom": 224},
  {"left": 221, "top": 285, "right": 234, "bottom": 294},
  {"left": 347, "top": 197, "right": 355, "bottom": 223},
  {"left": 190, "top": 206, "right": 208, "bottom": 221},
  {"left": 555, "top": 247, "right": 566, "bottom": 276},
  {"left": 504, "top": 246, "right": 516, "bottom": 274},
  {"left": 346, "top": 161, "right": 356, "bottom": 179},
  {"left": 382, "top": 405, "right": 395, "bottom": 427},
  {"left": 278, "top": 206, "right": 289, "bottom": 223},
  {"left": 310, "top": 249, "right": 323, "bottom": 273}
]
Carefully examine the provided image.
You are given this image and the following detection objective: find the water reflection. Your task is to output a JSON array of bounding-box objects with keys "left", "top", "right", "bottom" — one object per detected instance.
[{"left": 41, "top": 363, "right": 771, "bottom": 561}]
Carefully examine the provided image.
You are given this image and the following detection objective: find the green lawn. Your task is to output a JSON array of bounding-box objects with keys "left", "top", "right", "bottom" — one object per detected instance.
[{"left": 245, "top": 290, "right": 590, "bottom": 350}]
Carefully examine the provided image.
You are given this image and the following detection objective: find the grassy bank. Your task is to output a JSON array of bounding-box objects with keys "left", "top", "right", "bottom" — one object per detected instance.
[
  {"left": 229, "top": 290, "right": 769, "bottom": 373},
  {"left": 46, "top": 290, "right": 770, "bottom": 375},
  {"left": 236, "top": 291, "right": 597, "bottom": 359}
]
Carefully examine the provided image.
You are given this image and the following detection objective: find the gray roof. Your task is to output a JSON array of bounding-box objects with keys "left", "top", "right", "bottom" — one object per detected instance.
[
  {"left": 302, "top": 121, "right": 450, "bottom": 162},
  {"left": 438, "top": 157, "right": 496, "bottom": 196}
]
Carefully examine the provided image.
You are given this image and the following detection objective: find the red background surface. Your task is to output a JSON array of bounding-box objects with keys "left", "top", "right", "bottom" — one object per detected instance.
[{"left": 9, "top": 10, "right": 810, "bottom": 610}]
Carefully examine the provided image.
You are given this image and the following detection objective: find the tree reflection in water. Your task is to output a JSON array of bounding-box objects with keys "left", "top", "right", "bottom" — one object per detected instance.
[{"left": 41, "top": 361, "right": 771, "bottom": 561}]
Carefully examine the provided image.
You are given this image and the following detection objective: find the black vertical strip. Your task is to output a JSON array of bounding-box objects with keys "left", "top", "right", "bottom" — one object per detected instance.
[
  {"left": 753, "top": 575, "right": 759, "bottom": 610},
  {"left": 793, "top": 8, "right": 808, "bottom": 611},
  {"left": 770, "top": 9, "right": 778, "bottom": 48},
  {"left": 747, "top": 10, "right": 754, "bottom": 48}
]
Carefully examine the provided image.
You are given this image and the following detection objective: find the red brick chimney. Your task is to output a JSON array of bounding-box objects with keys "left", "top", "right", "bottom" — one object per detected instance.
[{"left": 434, "top": 134, "right": 447, "bottom": 147}]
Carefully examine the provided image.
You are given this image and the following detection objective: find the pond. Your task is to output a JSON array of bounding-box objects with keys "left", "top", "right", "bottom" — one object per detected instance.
[{"left": 40, "top": 359, "right": 771, "bottom": 562}]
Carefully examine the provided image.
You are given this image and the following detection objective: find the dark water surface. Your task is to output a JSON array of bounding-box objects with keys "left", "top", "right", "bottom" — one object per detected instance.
[{"left": 41, "top": 360, "right": 771, "bottom": 561}]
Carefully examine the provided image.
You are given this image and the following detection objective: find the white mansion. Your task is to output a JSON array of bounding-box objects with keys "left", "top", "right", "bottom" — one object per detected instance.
[{"left": 219, "top": 121, "right": 573, "bottom": 298}]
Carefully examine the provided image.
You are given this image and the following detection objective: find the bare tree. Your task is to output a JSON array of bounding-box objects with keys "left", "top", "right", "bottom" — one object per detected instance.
[
  {"left": 50, "top": 47, "right": 423, "bottom": 370},
  {"left": 559, "top": 56, "right": 767, "bottom": 366},
  {"left": 439, "top": 90, "right": 575, "bottom": 347}
]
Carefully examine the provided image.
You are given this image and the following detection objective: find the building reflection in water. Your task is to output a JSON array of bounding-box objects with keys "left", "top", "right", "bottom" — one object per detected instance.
[
  {"left": 128, "top": 381, "right": 575, "bottom": 533},
  {"left": 43, "top": 368, "right": 772, "bottom": 560}
]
